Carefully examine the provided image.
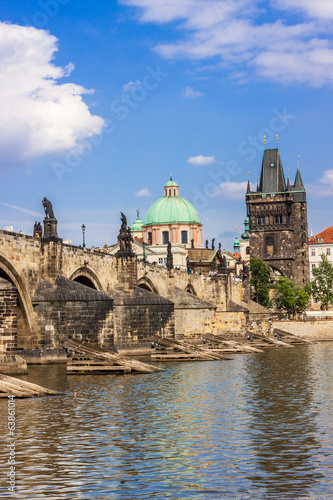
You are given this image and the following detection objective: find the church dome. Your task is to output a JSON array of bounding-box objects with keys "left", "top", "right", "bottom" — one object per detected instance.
[
  {"left": 144, "top": 196, "right": 200, "bottom": 226},
  {"left": 130, "top": 216, "right": 143, "bottom": 232}
]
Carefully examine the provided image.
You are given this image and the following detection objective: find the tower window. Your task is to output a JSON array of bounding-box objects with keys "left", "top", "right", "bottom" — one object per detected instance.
[
  {"left": 266, "top": 235, "right": 274, "bottom": 255},
  {"left": 148, "top": 232, "right": 152, "bottom": 245},
  {"left": 311, "top": 249, "right": 315, "bottom": 256},
  {"left": 163, "top": 231, "right": 169, "bottom": 244},
  {"left": 181, "top": 231, "right": 188, "bottom": 244},
  {"left": 169, "top": 189, "right": 171, "bottom": 196},
  {"left": 262, "top": 217, "right": 265, "bottom": 225},
  {"left": 174, "top": 189, "right": 176, "bottom": 195},
  {"left": 327, "top": 248, "right": 331, "bottom": 256},
  {"left": 246, "top": 246, "right": 250, "bottom": 255}
]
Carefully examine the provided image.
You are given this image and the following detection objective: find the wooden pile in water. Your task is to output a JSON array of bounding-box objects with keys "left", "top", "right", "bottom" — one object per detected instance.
[
  {"left": 273, "top": 328, "right": 316, "bottom": 345},
  {"left": 64, "top": 339, "right": 162, "bottom": 374},
  {"left": 201, "top": 333, "right": 264, "bottom": 353},
  {"left": 150, "top": 335, "right": 231, "bottom": 361},
  {"left": 0, "top": 374, "right": 61, "bottom": 398}
]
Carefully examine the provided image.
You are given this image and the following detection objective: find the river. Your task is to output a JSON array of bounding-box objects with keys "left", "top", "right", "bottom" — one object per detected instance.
[{"left": 1, "top": 343, "right": 333, "bottom": 499}]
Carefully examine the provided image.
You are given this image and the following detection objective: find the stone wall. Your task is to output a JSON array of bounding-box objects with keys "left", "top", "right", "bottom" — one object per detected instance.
[
  {"left": 274, "top": 320, "right": 333, "bottom": 340},
  {"left": 32, "top": 276, "right": 114, "bottom": 349},
  {"left": 0, "top": 279, "right": 18, "bottom": 352}
]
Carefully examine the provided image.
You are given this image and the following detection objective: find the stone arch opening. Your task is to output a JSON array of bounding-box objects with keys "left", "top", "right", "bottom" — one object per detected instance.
[
  {"left": 185, "top": 284, "right": 197, "bottom": 296},
  {"left": 73, "top": 276, "right": 97, "bottom": 289},
  {"left": 70, "top": 268, "right": 103, "bottom": 291},
  {"left": 0, "top": 256, "right": 32, "bottom": 348},
  {"left": 137, "top": 277, "right": 159, "bottom": 295}
]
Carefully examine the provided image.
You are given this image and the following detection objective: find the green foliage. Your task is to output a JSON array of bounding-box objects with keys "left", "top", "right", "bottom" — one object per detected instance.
[
  {"left": 309, "top": 254, "right": 333, "bottom": 311},
  {"left": 273, "top": 277, "right": 310, "bottom": 319},
  {"left": 249, "top": 258, "right": 271, "bottom": 307}
]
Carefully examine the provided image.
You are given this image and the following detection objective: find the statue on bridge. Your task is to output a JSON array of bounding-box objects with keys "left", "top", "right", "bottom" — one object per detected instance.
[
  {"left": 42, "top": 198, "right": 55, "bottom": 219},
  {"left": 33, "top": 221, "right": 42, "bottom": 238},
  {"left": 166, "top": 241, "right": 173, "bottom": 271},
  {"left": 41, "top": 198, "right": 58, "bottom": 239},
  {"left": 117, "top": 212, "right": 133, "bottom": 253},
  {"left": 212, "top": 238, "right": 215, "bottom": 250},
  {"left": 205, "top": 240, "right": 208, "bottom": 249}
]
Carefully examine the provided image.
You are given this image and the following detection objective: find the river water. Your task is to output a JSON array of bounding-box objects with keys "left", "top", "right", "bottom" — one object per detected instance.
[{"left": 1, "top": 343, "right": 333, "bottom": 499}]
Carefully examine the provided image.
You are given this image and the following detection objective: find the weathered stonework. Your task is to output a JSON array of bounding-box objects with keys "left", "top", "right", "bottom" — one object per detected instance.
[
  {"left": 0, "top": 228, "right": 273, "bottom": 357},
  {"left": 246, "top": 149, "right": 310, "bottom": 286}
]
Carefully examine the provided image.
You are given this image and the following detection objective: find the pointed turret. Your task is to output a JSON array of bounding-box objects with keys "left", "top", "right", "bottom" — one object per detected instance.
[
  {"left": 258, "top": 148, "right": 286, "bottom": 194},
  {"left": 246, "top": 179, "right": 251, "bottom": 194},
  {"left": 293, "top": 166, "right": 305, "bottom": 192}
]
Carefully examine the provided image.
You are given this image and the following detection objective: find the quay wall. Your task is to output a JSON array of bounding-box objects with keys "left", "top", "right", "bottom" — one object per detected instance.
[{"left": 274, "top": 320, "right": 333, "bottom": 341}]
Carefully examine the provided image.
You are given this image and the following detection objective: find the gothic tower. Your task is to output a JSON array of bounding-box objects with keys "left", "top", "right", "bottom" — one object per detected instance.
[{"left": 245, "top": 148, "right": 309, "bottom": 285}]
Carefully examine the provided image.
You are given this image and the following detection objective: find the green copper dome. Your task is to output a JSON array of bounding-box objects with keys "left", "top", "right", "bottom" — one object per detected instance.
[
  {"left": 130, "top": 211, "right": 143, "bottom": 232},
  {"left": 144, "top": 196, "right": 200, "bottom": 226},
  {"left": 164, "top": 179, "right": 179, "bottom": 187}
]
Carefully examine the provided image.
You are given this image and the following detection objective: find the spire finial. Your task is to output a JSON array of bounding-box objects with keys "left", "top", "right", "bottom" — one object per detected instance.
[
  {"left": 263, "top": 135, "right": 266, "bottom": 148},
  {"left": 276, "top": 134, "right": 279, "bottom": 148},
  {"left": 297, "top": 155, "right": 300, "bottom": 169},
  {"left": 170, "top": 171, "right": 172, "bottom": 181},
  {"left": 136, "top": 209, "right": 140, "bottom": 219},
  {"left": 287, "top": 168, "right": 290, "bottom": 180},
  {"left": 248, "top": 170, "right": 250, "bottom": 178}
]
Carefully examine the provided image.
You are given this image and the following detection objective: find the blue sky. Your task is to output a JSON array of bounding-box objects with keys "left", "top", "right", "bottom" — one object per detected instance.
[{"left": 0, "top": 0, "right": 332, "bottom": 249}]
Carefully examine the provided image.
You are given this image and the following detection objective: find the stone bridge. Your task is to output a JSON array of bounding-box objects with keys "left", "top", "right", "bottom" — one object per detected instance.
[{"left": 0, "top": 229, "right": 271, "bottom": 359}]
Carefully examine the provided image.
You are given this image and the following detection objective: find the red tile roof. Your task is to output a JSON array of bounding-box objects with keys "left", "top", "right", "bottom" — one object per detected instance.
[{"left": 309, "top": 226, "right": 333, "bottom": 244}]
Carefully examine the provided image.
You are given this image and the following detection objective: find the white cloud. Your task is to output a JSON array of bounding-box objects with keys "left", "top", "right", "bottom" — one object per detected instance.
[
  {"left": 275, "top": 0, "right": 333, "bottom": 19},
  {"left": 121, "top": 0, "right": 333, "bottom": 86},
  {"left": 307, "top": 169, "right": 333, "bottom": 197},
  {"left": 218, "top": 181, "right": 256, "bottom": 200},
  {"left": 182, "top": 85, "right": 204, "bottom": 98},
  {"left": 122, "top": 80, "right": 142, "bottom": 92},
  {"left": 187, "top": 155, "right": 215, "bottom": 166},
  {"left": 135, "top": 187, "right": 151, "bottom": 197},
  {"left": 1, "top": 203, "right": 43, "bottom": 218},
  {"left": 0, "top": 22, "right": 105, "bottom": 166}
]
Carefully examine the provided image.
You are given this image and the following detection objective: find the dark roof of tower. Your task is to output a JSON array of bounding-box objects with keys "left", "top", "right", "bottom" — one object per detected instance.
[
  {"left": 258, "top": 148, "right": 286, "bottom": 194},
  {"left": 294, "top": 167, "right": 305, "bottom": 192}
]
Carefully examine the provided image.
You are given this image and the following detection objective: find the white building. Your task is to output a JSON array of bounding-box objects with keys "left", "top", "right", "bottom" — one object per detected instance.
[{"left": 308, "top": 226, "right": 333, "bottom": 279}]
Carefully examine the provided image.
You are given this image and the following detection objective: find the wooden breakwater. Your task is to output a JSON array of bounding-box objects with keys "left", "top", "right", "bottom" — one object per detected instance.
[
  {"left": 0, "top": 374, "right": 62, "bottom": 398},
  {"left": 150, "top": 335, "right": 231, "bottom": 361},
  {"left": 64, "top": 339, "right": 162, "bottom": 374}
]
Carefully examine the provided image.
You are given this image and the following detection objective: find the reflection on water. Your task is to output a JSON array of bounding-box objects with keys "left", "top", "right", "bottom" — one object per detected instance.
[{"left": 1, "top": 344, "right": 333, "bottom": 499}]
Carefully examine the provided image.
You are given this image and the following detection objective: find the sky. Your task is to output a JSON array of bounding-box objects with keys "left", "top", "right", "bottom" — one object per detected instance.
[{"left": 0, "top": 0, "right": 333, "bottom": 249}]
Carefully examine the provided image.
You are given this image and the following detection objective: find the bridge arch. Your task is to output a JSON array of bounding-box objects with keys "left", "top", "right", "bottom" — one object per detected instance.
[
  {"left": 185, "top": 284, "right": 197, "bottom": 296},
  {"left": 0, "top": 254, "right": 33, "bottom": 346},
  {"left": 70, "top": 267, "right": 103, "bottom": 291},
  {"left": 137, "top": 276, "right": 159, "bottom": 295}
]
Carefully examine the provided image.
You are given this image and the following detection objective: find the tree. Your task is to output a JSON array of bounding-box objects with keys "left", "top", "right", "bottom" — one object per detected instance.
[
  {"left": 309, "top": 254, "right": 333, "bottom": 310},
  {"left": 273, "top": 277, "right": 310, "bottom": 319},
  {"left": 249, "top": 258, "right": 271, "bottom": 307}
]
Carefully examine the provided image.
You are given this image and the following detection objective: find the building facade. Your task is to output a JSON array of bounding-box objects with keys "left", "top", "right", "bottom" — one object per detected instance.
[
  {"left": 142, "top": 176, "right": 203, "bottom": 248},
  {"left": 245, "top": 148, "right": 310, "bottom": 285},
  {"left": 309, "top": 227, "right": 333, "bottom": 279}
]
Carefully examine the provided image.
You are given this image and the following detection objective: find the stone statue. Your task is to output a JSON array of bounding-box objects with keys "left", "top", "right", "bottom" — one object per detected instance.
[
  {"left": 243, "top": 265, "right": 250, "bottom": 280},
  {"left": 218, "top": 255, "right": 227, "bottom": 274},
  {"left": 205, "top": 240, "right": 208, "bottom": 249},
  {"left": 166, "top": 241, "right": 173, "bottom": 271},
  {"left": 186, "top": 256, "right": 191, "bottom": 273},
  {"left": 219, "top": 242, "right": 221, "bottom": 251},
  {"left": 118, "top": 212, "right": 133, "bottom": 253},
  {"left": 33, "top": 221, "right": 42, "bottom": 238},
  {"left": 191, "top": 238, "right": 194, "bottom": 249},
  {"left": 212, "top": 238, "right": 215, "bottom": 250},
  {"left": 42, "top": 197, "right": 55, "bottom": 219}
]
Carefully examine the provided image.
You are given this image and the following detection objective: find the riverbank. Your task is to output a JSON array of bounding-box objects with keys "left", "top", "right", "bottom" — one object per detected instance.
[{"left": 274, "top": 319, "right": 333, "bottom": 341}]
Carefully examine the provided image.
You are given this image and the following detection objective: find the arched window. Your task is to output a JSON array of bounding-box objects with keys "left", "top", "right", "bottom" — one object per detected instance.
[
  {"left": 169, "top": 189, "right": 171, "bottom": 196},
  {"left": 181, "top": 231, "right": 188, "bottom": 244},
  {"left": 174, "top": 189, "right": 176, "bottom": 195}
]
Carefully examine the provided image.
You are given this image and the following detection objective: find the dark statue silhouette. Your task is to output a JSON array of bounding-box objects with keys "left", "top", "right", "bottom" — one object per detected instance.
[
  {"left": 117, "top": 212, "right": 133, "bottom": 253},
  {"left": 42, "top": 198, "right": 55, "bottom": 219}
]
